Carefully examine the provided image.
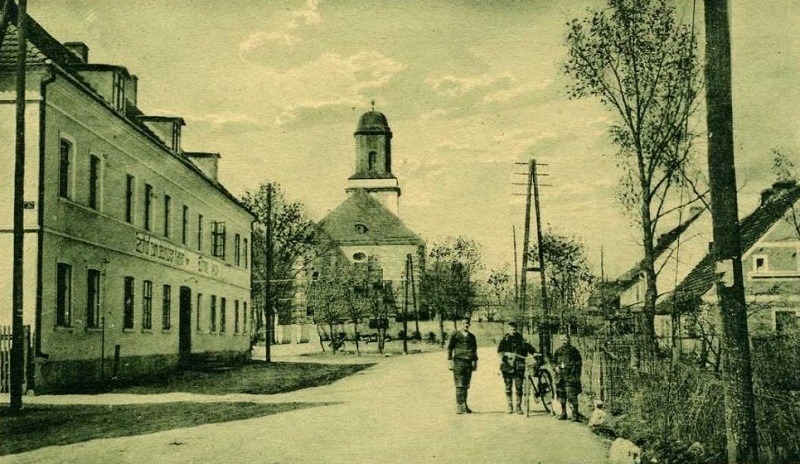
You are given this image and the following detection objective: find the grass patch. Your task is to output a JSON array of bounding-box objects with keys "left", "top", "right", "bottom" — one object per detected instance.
[
  {"left": 0, "top": 401, "right": 324, "bottom": 456},
  {"left": 72, "top": 361, "right": 375, "bottom": 395},
  {"left": 1, "top": 361, "right": 374, "bottom": 455}
]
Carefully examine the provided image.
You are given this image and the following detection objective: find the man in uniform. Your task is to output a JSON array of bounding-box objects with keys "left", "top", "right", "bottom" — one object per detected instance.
[
  {"left": 497, "top": 321, "right": 536, "bottom": 414},
  {"left": 447, "top": 317, "right": 478, "bottom": 414},
  {"left": 552, "top": 333, "right": 583, "bottom": 421}
]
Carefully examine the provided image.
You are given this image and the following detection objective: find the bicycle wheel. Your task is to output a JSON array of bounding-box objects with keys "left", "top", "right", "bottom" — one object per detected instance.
[
  {"left": 537, "top": 369, "right": 555, "bottom": 413},
  {"left": 523, "top": 375, "right": 532, "bottom": 417}
]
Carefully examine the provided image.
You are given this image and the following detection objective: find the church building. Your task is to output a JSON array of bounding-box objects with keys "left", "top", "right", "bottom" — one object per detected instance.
[{"left": 311, "top": 108, "right": 425, "bottom": 321}]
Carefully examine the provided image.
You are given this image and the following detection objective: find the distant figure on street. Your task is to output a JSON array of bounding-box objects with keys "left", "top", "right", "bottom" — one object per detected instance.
[
  {"left": 552, "top": 333, "right": 583, "bottom": 421},
  {"left": 497, "top": 321, "right": 536, "bottom": 414},
  {"left": 447, "top": 317, "right": 478, "bottom": 414}
]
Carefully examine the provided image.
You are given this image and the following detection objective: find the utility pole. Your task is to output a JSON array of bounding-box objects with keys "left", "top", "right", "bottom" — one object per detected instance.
[
  {"left": 532, "top": 161, "right": 551, "bottom": 358},
  {"left": 516, "top": 161, "right": 534, "bottom": 334},
  {"left": 409, "top": 254, "right": 420, "bottom": 336},
  {"left": 512, "top": 225, "right": 519, "bottom": 318},
  {"left": 264, "top": 183, "right": 273, "bottom": 364},
  {"left": 11, "top": 0, "right": 28, "bottom": 413},
  {"left": 403, "top": 254, "right": 410, "bottom": 355},
  {"left": 703, "top": 1, "right": 758, "bottom": 462}
]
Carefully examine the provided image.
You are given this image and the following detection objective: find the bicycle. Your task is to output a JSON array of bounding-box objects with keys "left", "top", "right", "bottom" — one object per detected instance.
[{"left": 507, "top": 352, "right": 555, "bottom": 417}]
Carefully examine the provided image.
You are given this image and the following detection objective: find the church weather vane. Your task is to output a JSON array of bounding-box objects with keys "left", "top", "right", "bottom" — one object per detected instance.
[{"left": 371, "top": 100, "right": 376, "bottom": 112}]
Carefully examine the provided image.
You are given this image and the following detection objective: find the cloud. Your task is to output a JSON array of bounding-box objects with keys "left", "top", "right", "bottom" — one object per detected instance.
[
  {"left": 270, "top": 51, "right": 406, "bottom": 125},
  {"left": 426, "top": 72, "right": 515, "bottom": 98},
  {"left": 238, "top": 0, "right": 322, "bottom": 60}
]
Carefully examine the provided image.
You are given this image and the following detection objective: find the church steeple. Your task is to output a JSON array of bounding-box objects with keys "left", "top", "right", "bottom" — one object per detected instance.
[{"left": 346, "top": 105, "right": 402, "bottom": 216}]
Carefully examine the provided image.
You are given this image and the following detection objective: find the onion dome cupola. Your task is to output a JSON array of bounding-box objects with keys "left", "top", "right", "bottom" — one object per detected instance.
[{"left": 346, "top": 103, "right": 402, "bottom": 217}]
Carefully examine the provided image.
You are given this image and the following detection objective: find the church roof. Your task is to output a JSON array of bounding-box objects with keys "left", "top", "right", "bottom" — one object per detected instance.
[
  {"left": 318, "top": 189, "right": 424, "bottom": 246},
  {"left": 355, "top": 110, "right": 392, "bottom": 135}
]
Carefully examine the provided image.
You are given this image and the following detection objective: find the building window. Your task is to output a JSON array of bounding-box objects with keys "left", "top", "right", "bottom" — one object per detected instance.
[
  {"left": 172, "top": 124, "right": 181, "bottom": 151},
  {"left": 368, "top": 151, "right": 378, "bottom": 171},
  {"left": 243, "top": 238, "right": 249, "bottom": 269},
  {"left": 144, "top": 184, "right": 154, "bottom": 231},
  {"left": 243, "top": 302, "right": 248, "bottom": 333},
  {"left": 220, "top": 297, "right": 227, "bottom": 333},
  {"left": 182, "top": 205, "right": 188, "bottom": 245},
  {"left": 754, "top": 255, "right": 768, "bottom": 273},
  {"left": 164, "top": 195, "right": 172, "bottom": 238},
  {"left": 354, "top": 223, "right": 368, "bottom": 234},
  {"left": 234, "top": 300, "right": 240, "bottom": 333},
  {"left": 86, "top": 269, "right": 101, "bottom": 329},
  {"left": 56, "top": 263, "right": 72, "bottom": 327},
  {"left": 89, "top": 155, "right": 101, "bottom": 210},
  {"left": 197, "top": 214, "right": 204, "bottom": 251},
  {"left": 123, "top": 276, "right": 135, "bottom": 329},
  {"left": 353, "top": 252, "right": 367, "bottom": 262},
  {"left": 210, "top": 295, "right": 217, "bottom": 332},
  {"left": 125, "top": 175, "right": 135, "bottom": 223},
  {"left": 142, "top": 280, "right": 153, "bottom": 330},
  {"left": 162, "top": 284, "right": 172, "bottom": 330},
  {"left": 113, "top": 72, "right": 126, "bottom": 112},
  {"left": 234, "top": 234, "right": 241, "bottom": 266},
  {"left": 59, "top": 139, "right": 72, "bottom": 198},
  {"left": 212, "top": 221, "right": 226, "bottom": 258},
  {"left": 196, "top": 293, "right": 203, "bottom": 332}
]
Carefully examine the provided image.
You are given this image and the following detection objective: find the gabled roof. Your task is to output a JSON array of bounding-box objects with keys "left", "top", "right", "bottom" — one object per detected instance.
[
  {"left": 318, "top": 189, "right": 424, "bottom": 247},
  {"left": 660, "top": 182, "right": 800, "bottom": 308},
  {"left": 608, "top": 205, "right": 707, "bottom": 294}
]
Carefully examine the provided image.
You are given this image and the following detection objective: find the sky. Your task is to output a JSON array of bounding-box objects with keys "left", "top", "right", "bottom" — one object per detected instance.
[{"left": 29, "top": 0, "right": 800, "bottom": 277}]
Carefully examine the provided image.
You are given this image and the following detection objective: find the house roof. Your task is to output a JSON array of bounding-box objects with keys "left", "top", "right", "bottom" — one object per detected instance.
[
  {"left": 318, "top": 189, "right": 424, "bottom": 247},
  {"left": 658, "top": 182, "right": 800, "bottom": 310},
  {"left": 608, "top": 205, "right": 707, "bottom": 294},
  {"left": 0, "top": 2, "right": 254, "bottom": 219}
]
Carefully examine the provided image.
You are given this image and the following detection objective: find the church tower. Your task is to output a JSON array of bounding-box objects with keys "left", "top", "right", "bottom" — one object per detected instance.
[{"left": 346, "top": 106, "right": 402, "bottom": 216}]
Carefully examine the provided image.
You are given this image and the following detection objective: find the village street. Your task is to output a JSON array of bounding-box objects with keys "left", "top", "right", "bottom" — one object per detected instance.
[{"left": 4, "top": 345, "right": 609, "bottom": 464}]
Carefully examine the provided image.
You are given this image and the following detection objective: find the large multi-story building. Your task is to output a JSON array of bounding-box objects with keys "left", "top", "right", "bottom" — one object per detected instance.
[{"left": 0, "top": 4, "right": 254, "bottom": 392}]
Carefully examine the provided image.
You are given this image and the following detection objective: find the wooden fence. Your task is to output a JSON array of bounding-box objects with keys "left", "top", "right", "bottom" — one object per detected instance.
[{"left": 0, "top": 325, "right": 31, "bottom": 393}]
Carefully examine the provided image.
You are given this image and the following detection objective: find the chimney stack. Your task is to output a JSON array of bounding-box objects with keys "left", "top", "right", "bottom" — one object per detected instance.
[{"left": 63, "top": 42, "right": 89, "bottom": 63}]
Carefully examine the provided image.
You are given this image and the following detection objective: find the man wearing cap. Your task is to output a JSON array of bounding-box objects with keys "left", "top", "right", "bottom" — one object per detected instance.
[
  {"left": 552, "top": 333, "right": 583, "bottom": 421},
  {"left": 447, "top": 317, "right": 479, "bottom": 414},
  {"left": 497, "top": 321, "right": 537, "bottom": 414}
]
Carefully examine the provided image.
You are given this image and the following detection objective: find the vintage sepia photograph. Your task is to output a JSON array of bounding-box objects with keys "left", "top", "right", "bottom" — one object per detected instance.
[{"left": 1, "top": 0, "right": 799, "bottom": 462}]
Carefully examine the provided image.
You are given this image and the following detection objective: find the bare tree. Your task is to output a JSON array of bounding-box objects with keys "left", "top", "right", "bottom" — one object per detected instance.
[{"left": 565, "top": 0, "right": 702, "bottom": 339}]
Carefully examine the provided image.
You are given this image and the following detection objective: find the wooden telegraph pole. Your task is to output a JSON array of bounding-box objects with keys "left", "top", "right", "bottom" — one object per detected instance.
[
  {"left": 518, "top": 161, "right": 534, "bottom": 334},
  {"left": 532, "top": 161, "right": 551, "bottom": 358},
  {"left": 264, "top": 183, "right": 273, "bottom": 364},
  {"left": 11, "top": 0, "right": 28, "bottom": 412},
  {"left": 703, "top": 1, "right": 758, "bottom": 462}
]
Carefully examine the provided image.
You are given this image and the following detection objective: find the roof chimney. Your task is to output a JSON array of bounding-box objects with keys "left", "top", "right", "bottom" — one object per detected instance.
[
  {"left": 186, "top": 152, "right": 221, "bottom": 181},
  {"left": 63, "top": 42, "right": 89, "bottom": 63}
]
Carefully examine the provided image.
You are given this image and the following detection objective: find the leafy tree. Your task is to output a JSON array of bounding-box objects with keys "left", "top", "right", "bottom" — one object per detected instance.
[
  {"left": 422, "top": 236, "right": 483, "bottom": 344},
  {"left": 564, "top": 0, "right": 702, "bottom": 339},
  {"left": 529, "top": 231, "right": 595, "bottom": 333},
  {"left": 242, "top": 181, "right": 319, "bottom": 343},
  {"left": 486, "top": 265, "right": 512, "bottom": 322},
  {"left": 306, "top": 274, "right": 348, "bottom": 354}
]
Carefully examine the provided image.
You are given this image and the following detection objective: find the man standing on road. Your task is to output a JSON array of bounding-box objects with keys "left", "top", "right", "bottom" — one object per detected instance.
[
  {"left": 552, "top": 333, "right": 582, "bottom": 421},
  {"left": 497, "top": 321, "right": 536, "bottom": 414},
  {"left": 447, "top": 317, "right": 478, "bottom": 414}
]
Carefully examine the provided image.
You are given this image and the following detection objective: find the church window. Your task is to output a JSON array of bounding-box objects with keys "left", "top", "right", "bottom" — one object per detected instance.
[
  {"left": 355, "top": 223, "right": 368, "bottom": 234},
  {"left": 353, "top": 252, "right": 367, "bottom": 262},
  {"left": 368, "top": 151, "right": 377, "bottom": 171}
]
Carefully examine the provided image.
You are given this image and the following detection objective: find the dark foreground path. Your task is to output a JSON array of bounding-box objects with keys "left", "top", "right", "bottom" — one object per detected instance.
[{"left": 5, "top": 347, "right": 609, "bottom": 464}]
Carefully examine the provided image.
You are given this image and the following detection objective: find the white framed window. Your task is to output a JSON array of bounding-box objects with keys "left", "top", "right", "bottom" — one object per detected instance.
[{"left": 753, "top": 255, "right": 768, "bottom": 273}]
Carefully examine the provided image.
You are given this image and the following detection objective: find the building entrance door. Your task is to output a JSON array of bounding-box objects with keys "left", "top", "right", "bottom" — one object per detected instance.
[{"left": 179, "top": 286, "right": 192, "bottom": 367}]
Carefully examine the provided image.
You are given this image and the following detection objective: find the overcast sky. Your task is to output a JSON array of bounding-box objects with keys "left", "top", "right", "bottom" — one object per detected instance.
[{"left": 30, "top": 0, "right": 800, "bottom": 277}]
